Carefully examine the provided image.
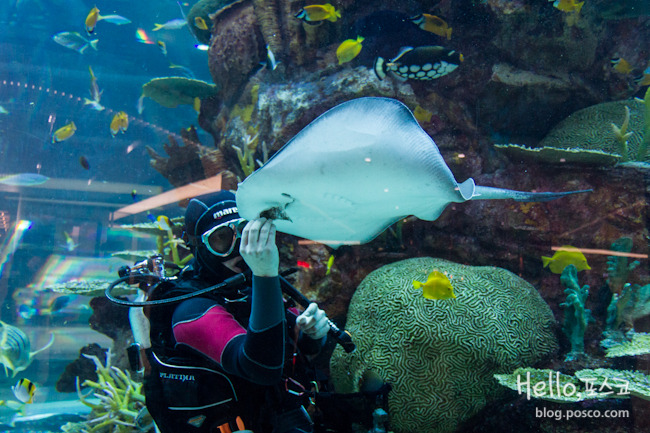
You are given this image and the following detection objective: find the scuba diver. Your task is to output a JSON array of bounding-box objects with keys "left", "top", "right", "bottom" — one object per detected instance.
[{"left": 127, "top": 191, "right": 331, "bottom": 433}]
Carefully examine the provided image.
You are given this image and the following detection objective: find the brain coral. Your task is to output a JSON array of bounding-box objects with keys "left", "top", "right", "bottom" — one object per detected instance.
[
  {"left": 540, "top": 99, "right": 647, "bottom": 161},
  {"left": 496, "top": 99, "right": 647, "bottom": 165},
  {"left": 329, "top": 257, "right": 558, "bottom": 433}
]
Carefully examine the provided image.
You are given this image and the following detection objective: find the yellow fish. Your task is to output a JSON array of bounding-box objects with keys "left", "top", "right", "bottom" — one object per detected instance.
[
  {"left": 542, "top": 246, "right": 591, "bottom": 274},
  {"left": 553, "top": 0, "right": 584, "bottom": 13},
  {"left": 413, "top": 271, "right": 456, "bottom": 300},
  {"left": 295, "top": 4, "right": 341, "bottom": 24},
  {"left": 336, "top": 36, "right": 364, "bottom": 65},
  {"left": 193, "top": 97, "right": 201, "bottom": 113},
  {"left": 52, "top": 121, "right": 76, "bottom": 143},
  {"left": 12, "top": 378, "right": 36, "bottom": 404},
  {"left": 325, "top": 254, "right": 335, "bottom": 275},
  {"left": 410, "top": 14, "right": 452, "bottom": 40},
  {"left": 110, "top": 111, "right": 128, "bottom": 137},
  {"left": 85, "top": 7, "right": 100, "bottom": 34},
  {"left": 611, "top": 58, "right": 633, "bottom": 75},
  {"left": 157, "top": 40, "right": 167, "bottom": 56},
  {"left": 194, "top": 16, "right": 209, "bottom": 30},
  {"left": 157, "top": 215, "right": 172, "bottom": 231}
]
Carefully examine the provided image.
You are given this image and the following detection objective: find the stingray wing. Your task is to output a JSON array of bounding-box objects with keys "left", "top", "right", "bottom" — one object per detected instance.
[{"left": 236, "top": 97, "right": 471, "bottom": 246}]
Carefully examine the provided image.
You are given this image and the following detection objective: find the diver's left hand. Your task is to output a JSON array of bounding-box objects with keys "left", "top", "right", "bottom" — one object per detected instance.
[{"left": 297, "top": 303, "right": 329, "bottom": 340}]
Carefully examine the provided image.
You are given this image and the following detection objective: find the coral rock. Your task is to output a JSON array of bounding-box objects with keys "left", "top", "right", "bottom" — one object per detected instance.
[
  {"left": 147, "top": 125, "right": 237, "bottom": 189},
  {"left": 330, "top": 257, "right": 558, "bottom": 433}
]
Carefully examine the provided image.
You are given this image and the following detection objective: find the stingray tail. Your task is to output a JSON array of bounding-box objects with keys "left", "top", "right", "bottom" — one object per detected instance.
[{"left": 470, "top": 186, "right": 592, "bottom": 202}]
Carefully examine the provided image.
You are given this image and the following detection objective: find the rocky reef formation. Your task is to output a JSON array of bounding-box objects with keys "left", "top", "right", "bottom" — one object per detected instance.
[{"left": 329, "top": 257, "right": 558, "bottom": 433}]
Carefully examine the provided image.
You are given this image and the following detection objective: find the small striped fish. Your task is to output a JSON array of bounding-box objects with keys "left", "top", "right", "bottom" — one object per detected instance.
[{"left": 0, "top": 321, "right": 54, "bottom": 377}]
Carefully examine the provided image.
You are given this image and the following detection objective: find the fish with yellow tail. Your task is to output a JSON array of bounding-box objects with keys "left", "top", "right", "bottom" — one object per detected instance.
[
  {"left": 295, "top": 4, "right": 341, "bottom": 24},
  {"left": 85, "top": 6, "right": 131, "bottom": 34},
  {"left": 0, "top": 321, "right": 54, "bottom": 377},
  {"left": 542, "top": 246, "right": 591, "bottom": 274},
  {"left": 110, "top": 111, "right": 129, "bottom": 137},
  {"left": 410, "top": 14, "right": 452, "bottom": 40},
  {"left": 12, "top": 378, "right": 36, "bottom": 404},
  {"left": 336, "top": 36, "right": 364, "bottom": 65},
  {"left": 413, "top": 271, "right": 456, "bottom": 300},
  {"left": 52, "top": 121, "right": 76, "bottom": 143},
  {"left": 374, "top": 45, "right": 463, "bottom": 81}
]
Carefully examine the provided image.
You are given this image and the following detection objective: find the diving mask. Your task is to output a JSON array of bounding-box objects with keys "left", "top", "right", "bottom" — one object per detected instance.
[{"left": 201, "top": 218, "right": 247, "bottom": 257}]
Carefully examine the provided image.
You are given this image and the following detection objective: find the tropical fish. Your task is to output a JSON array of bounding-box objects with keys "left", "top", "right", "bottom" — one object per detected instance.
[
  {"left": 52, "top": 121, "right": 76, "bottom": 143},
  {"left": 295, "top": 4, "right": 341, "bottom": 24},
  {"left": 88, "top": 66, "right": 102, "bottom": 102},
  {"left": 157, "top": 215, "right": 172, "bottom": 231},
  {"left": 542, "top": 246, "right": 591, "bottom": 274},
  {"left": 83, "top": 66, "right": 104, "bottom": 111},
  {"left": 611, "top": 57, "right": 633, "bottom": 74},
  {"left": 0, "top": 321, "right": 54, "bottom": 377},
  {"left": 153, "top": 19, "right": 187, "bottom": 31},
  {"left": 12, "top": 378, "right": 35, "bottom": 404},
  {"left": 336, "top": 36, "right": 364, "bottom": 65},
  {"left": 235, "top": 97, "right": 590, "bottom": 246},
  {"left": 0, "top": 173, "right": 49, "bottom": 186},
  {"left": 0, "top": 106, "right": 9, "bottom": 115},
  {"left": 410, "top": 14, "right": 452, "bottom": 40},
  {"left": 413, "top": 271, "right": 456, "bottom": 300},
  {"left": 325, "top": 255, "right": 335, "bottom": 275},
  {"left": 157, "top": 40, "right": 168, "bottom": 56},
  {"left": 264, "top": 45, "right": 280, "bottom": 71},
  {"left": 136, "top": 94, "right": 146, "bottom": 114},
  {"left": 193, "top": 97, "right": 201, "bottom": 113},
  {"left": 131, "top": 189, "right": 138, "bottom": 202},
  {"left": 195, "top": 44, "right": 209, "bottom": 51},
  {"left": 99, "top": 15, "right": 131, "bottom": 25},
  {"left": 83, "top": 99, "right": 104, "bottom": 111},
  {"left": 110, "top": 112, "right": 128, "bottom": 137},
  {"left": 552, "top": 0, "right": 584, "bottom": 13},
  {"left": 374, "top": 46, "right": 463, "bottom": 81},
  {"left": 52, "top": 32, "right": 98, "bottom": 54},
  {"left": 194, "top": 16, "right": 209, "bottom": 30},
  {"left": 63, "top": 231, "right": 79, "bottom": 251},
  {"left": 85, "top": 6, "right": 100, "bottom": 34}
]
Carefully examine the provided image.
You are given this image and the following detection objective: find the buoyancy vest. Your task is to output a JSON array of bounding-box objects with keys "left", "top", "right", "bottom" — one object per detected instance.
[{"left": 143, "top": 274, "right": 316, "bottom": 433}]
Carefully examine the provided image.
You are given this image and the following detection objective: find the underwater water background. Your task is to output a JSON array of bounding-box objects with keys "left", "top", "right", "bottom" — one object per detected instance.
[{"left": 0, "top": 0, "right": 648, "bottom": 432}]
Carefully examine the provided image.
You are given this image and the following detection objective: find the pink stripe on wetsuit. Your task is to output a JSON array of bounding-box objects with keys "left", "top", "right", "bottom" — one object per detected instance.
[{"left": 172, "top": 304, "right": 246, "bottom": 364}]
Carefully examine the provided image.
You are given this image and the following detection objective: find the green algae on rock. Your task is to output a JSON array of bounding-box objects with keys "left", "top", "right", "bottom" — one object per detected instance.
[
  {"left": 142, "top": 77, "right": 218, "bottom": 108},
  {"left": 329, "top": 257, "right": 558, "bottom": 433}
]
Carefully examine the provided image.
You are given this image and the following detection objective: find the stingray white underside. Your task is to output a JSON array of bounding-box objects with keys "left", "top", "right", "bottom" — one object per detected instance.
[{"left": 236, "top": 97, "right": 584, "bottom": 247}]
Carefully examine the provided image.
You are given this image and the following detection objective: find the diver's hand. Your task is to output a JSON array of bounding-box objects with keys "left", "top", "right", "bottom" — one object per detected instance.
[
  {"left": 240, "top": 218, "right": 279, "bottom": 277},
  {"left": 297, "top": 303, "right": 329, "bottom": 340}
]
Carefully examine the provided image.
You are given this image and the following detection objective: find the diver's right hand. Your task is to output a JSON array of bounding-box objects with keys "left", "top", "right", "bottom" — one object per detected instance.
[{"left": 240, "top": 218, "right": 279, "bottom": 277}]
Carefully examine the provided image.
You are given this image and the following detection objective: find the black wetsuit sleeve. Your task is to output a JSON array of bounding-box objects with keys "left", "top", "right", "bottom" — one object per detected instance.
[{"left": 221, "top": 275, "right": 286, "bottom": 385}]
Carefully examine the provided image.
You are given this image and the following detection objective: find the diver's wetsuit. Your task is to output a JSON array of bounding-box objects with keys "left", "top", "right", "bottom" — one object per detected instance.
[{"left": 144, "top": 264, "right": 320, "bottom": 433}]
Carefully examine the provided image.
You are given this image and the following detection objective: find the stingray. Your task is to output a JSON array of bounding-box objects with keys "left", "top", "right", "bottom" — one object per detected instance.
[{"left": 236, "top": 97, "right": 590, "bottom": 247}]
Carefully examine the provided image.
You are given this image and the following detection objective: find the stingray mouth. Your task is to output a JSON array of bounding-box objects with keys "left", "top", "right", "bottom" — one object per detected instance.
[{"left": 259, "top": 206, "right": 292, "bottom": 221}]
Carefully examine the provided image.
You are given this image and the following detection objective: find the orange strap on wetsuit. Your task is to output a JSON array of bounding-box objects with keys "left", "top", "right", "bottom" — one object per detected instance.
[{"left": 217, "top": 416, "right": 245, "bottom": 433}]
